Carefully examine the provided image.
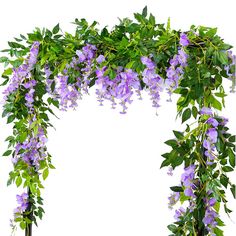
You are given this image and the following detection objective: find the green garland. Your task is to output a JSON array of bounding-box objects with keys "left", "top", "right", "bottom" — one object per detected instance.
[{"left": 0, "top": 7, "right": 235, "bottom": 236}]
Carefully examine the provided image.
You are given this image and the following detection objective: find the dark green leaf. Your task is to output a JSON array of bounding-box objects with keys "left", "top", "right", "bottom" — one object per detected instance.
[
  {"left": 170, "top": 186, "right": 183, "bottom": 192},
  {"left": 222, "top": 166, "right": 234, "bottom": 172},
  {"left": 173, "top": 130, "right": 184, "bottom": 140},
  {"left": 7, "top": 115, "right": 15, "bottom": 123},
  {"left": 142, "top": 6, "right": 147, "bottom": 17},
  {"left": 3, "top": 150, "right": 12, "bottom": 156},
  {"left": 182, "top": 108, "right": 191, "bottom": 123},
  {"left": 192, "top": 106, "right": 198, "bottom": 119},
  {"left": 230, "top": 185, "right": 235, "bottom": 198}
]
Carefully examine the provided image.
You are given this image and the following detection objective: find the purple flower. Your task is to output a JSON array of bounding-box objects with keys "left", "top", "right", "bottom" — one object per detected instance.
[
  {"left": 141, "top": 56, "right": 163, "bottom": 109},
  {"left": 14, "top": 192, "right": 29, "bottom": 218},
  {"left": 180, "top": 33, "right": 190, "bottom": 47},
  {"left": 200, "top": 107, "right": 213, "bottom": 116},
  {"left": 76, "top": 50, "right": 86, "bottom": 62},
  {"left": 167, "top": 167, "right": 173, "bottom": 176},
  {"left": 96, "top": 55, "right": 105, "bottom": 64},
  {"left": 2, "top": 42, "right": 40, "bottom": 104},
  {"left": 174, "top": 207, "right": 186, "bottom": 221},
  {"left": 177, "top": 48, "right": 188, "bottom": 67},
  {"left": 141, "top": 56, "right": 155, "bottom": 69},
  {"left": 28, "top": 41, "right": 40, "bottom": 70},
  {"left": 168, "top": 192, "right": 180, "bottom": 209},
  {"left": 218, "top": 116, "right": 229, "bottom": 126},
  {"left": 206, "top": 128, "right": 218, "bottom": 144},
  {"left": 207, "top": 117, "right": 219, "bottom": 127},
  {"left": 184, "top": 187, "right": 195, "bottom": 197},
  {"left": 181, "top": 164, "right": 196, "bottom": 198},
  {"left": 165, "top": 46, "right": 188, "bottom": 99}
]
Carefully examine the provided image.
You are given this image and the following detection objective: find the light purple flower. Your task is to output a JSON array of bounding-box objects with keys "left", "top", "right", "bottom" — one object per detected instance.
[
  {"left": 207, "top": 117, "right": 219, "bottom": 127},
  {"left": 200, "top": 107, "right": 213, "bottom": 116},
  {"left": 206, "top": 128, "right": 218, "bottom": 144},
  {"left": 141, "top": 56, "right": 155, "bottom": 69},
  {"left": 181, "top": 164, "right": 196, "bottom": 198},
  {"left": 96, "top": 55, "right": 105, "bottom": 64},
  {"left": 174, "top": 207, "right": 186, "bottom": 221},
  {"left": 180, "top": 33, "right": 190, "bottom": 47},
  {"left": 168, "top": 192, "right": 180, "bottom": 209}
]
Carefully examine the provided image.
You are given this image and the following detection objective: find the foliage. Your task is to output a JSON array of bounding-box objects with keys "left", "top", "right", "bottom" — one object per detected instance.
[{"left": 0, "top": 7, "right": 235, "bottom": 236}]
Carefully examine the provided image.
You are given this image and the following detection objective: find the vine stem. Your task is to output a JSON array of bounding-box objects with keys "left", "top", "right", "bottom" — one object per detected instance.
[{"left": 25, "top": 188, "right": 33, "bottom": 236}]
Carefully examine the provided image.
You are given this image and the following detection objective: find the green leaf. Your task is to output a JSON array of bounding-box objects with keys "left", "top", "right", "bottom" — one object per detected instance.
[
  {"left": 230, "top": 184, "right": 235, "bottom": 198},
  {"left": 220, "top": 174, "right": 229, "bottom": 188},
  {"left": 170, "top": 186, "right": 183, "bottom": 192},
  {"left": 228, "top": 148, "right": 235, "bottom": 167},
  {"left": 167, "top": 224, "right": 177, "bottom": 233},
  {"left": 149, "top": 14, "right": 155, "bottom": 26},
  {"left": 0, "top": 56, "right": 9, "bottom": 63},
  {"left": 209, "top": 95, "right": 222, "bottom": 111},
  {"left": 165, "top": 139, "right": 178, "bottom": 147},
  {"left": 142, "top": 6, "right": 147, "bottom": 17},
  {"left": 173, "top": 130, "right": 184, "bottom": 140},
  {"left": 2, "top": 150, "right": 12, "bottom": 156},
  {"left": 19, "top": 132, "right": 28, "bottom": 143},
  {"left": 192, "top": 106, "right": 198, "bottom": 119},
  {"left": 182, "top": 108, "right": 191, "bottom": 123},
  {"left": 214, "top": 227, "right": 224, "bottom": 236},
  {"left": 7, "top": 115, "right": 15, "bottom": 123},
  {"left": 20, "top": 221, "right": 26, "bottom": 230},
  {"left": 222, "top": 166, "right": 234, "bottom": 172},
  {"left": 218, "top": 51, "right": 228, "bottom": 65},
  {"left": 43, "top": 168, "right": 49, "bottom": 180},
  {"left": 52, "top": 23, "right": 60, "bottom": 34},
  {"left": 16, "top": 176, "right": 22, "bottom": 187}
]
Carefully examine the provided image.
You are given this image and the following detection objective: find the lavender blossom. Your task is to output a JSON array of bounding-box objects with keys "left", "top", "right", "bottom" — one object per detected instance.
[
  {"left": 180, "top": 33, "right": 190, "bottom": 47},
  {"left": 200, "top": 107, "right": 213, "bottom": 116},
  {"left": 141, "top": 56, "right": 163, "bottom": 109},
  {"left": 2, "top": 42, "right": 40, "bottom": 104},
  {"left": 168, "top": 192, "right": 180, "bottom": 209},
  {"left": 181, "top": 164, "right": 196, "bottom": 198}
]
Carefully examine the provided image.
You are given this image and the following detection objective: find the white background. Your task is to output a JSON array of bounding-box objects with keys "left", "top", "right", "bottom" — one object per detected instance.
[{"left": 0, "top": 0, "right": 236, "bottom": 235}]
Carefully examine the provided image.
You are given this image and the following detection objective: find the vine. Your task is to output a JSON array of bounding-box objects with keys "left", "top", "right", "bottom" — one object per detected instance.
[{"left": 0, "top": 7, "right": 235, "bottom": 236}]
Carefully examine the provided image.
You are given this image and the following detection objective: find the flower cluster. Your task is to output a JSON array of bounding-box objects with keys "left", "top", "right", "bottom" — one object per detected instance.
[
  {"left": 167, "top": 164, "right": 197, "bottom": 223},
  {"left": 2, "top": 41, "right": 40, "bottom": 104},
  {"left": 95, "top": 66, "right": 141, "bottom": 114},
  {"left": 13, "top": 192, "right": 29, "bottom": 218},
  {"left": 203, "top": 192, "right": 218, "bottom": 235},
  {"left": 201, "top": 107, "right": 219, "bottom": 165},
  {"left": 12, "top": 124, "right": 48, "bottom": 170},
  {"left": 181, "top": 164, "right": 196, "bottom": 198},
  {"left": 23, "top": 79, "right": 37, "bottom": 112},
  {"left": 165, "top": 33, "right": 189, "bottom": 100},
  {"left": 141, "top": 56, "right": 164, "bottom": 110},
  {"left": 45, "top": 44, "right": 98, "bottom": 111}
]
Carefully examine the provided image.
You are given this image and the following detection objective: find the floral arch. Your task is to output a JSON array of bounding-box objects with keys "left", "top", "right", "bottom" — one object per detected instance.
[{"left": 0, "top": 7, "right": 235, "bottom": 236}]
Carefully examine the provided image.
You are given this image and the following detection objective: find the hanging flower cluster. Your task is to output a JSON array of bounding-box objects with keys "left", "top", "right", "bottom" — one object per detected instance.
[
  {"left": 12, "top": 124, "right": 48, "bottom": 169},
  {"left": 141, "top": 56, "right": 163, "bottom": 110},
  {"left": 2, "top": 41, "right": 40, "bottom": 103},
  {"left": 14, "top": 192, "right": 29, "bottom": 218},
  {"left": 165, "top": 33, "right": 189, "bottom": 101},
  {"left": 201, "top": 107, "right": 228, "bottom": 165},
  {"left": 95, "top": 66, "right": 141, "bottom": 113},
  {"left": 203, "top": 191, "right": 218, "bottom": 235}
]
